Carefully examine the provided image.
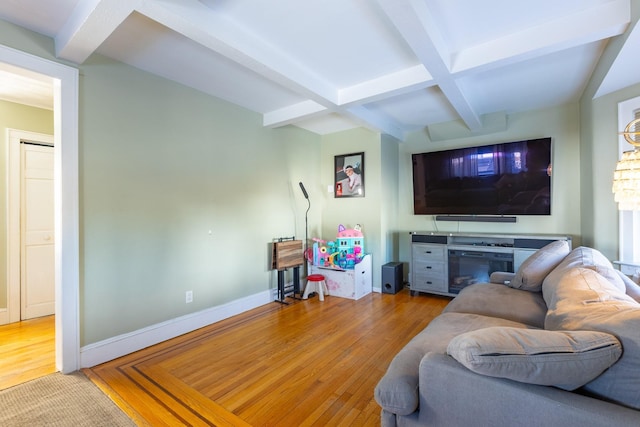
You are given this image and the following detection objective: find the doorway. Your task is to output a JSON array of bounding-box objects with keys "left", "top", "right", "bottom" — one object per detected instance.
[{"left": 0, "top": 44, "right": 79, "bottom": 374}]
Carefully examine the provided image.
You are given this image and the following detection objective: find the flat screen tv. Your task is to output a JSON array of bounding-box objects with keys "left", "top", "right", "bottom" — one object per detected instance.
[{"left": 412, "top": 137, "right": 552, "bottom": 216}]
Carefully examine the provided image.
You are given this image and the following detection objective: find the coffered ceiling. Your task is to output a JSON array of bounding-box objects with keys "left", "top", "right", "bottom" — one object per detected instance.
[{"left": 0, "top": 0, "right": 637, "bottom": 140}]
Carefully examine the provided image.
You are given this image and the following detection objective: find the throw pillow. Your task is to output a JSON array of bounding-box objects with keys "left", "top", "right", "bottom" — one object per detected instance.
[
  {"left": 447, "top": 326, "right": 622, "bottom": 391},
  {"left": 509, "top": 240, "right": 570, "bottom": 292}
]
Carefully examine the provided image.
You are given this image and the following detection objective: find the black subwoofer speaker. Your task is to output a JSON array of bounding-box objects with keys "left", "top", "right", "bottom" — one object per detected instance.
[{"left": 382, "top": 262, "right": 403, "bottom": 294}]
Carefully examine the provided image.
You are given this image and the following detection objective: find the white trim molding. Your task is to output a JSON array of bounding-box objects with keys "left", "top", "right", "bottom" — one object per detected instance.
[
  {"left": 80, "top": 290, "right": 273, "bottom": 368},
  {"left": 0, "top": 44, "right": 80, "bottom": 374},
  {"left": 618, "top": 96, "right": 640, "bottom": 264}
]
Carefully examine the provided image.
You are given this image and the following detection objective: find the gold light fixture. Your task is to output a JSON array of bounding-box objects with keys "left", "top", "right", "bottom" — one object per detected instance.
[{"left": 613, "top": 118, "right": 640, "bottom": 210}]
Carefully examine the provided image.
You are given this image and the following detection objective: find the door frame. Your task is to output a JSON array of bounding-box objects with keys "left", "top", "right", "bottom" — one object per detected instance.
[
  {"left": 7, "top": 130, "right": 54, "bottom": 322},
  {"left": 1, "top": 44, "right": 79, "bottom": 374}
]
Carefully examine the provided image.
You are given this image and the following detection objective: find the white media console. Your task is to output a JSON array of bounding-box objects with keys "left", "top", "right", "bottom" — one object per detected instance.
[{"left": 410, "top": 232, "right": 572, "bottom": 297}]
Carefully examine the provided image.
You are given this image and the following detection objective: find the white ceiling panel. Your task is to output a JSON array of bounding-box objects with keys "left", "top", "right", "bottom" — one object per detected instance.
[
  {"left": 204, "top": 0, "right": 420, "bottom": 87},
  {"left": 97, "top": 12, "right": 306, "bottom": 114},
  {"left": 366, "top": 87, "right": 459, "bottom": 130},
  {"left": 0, "top": 0, "right": 80, "bottom": 36},
  {"left": 428, "top": 0, "right": 616, "bottom": 54},
  {"left": 459, "top": 42, "right": 606, "bottom": 116}
]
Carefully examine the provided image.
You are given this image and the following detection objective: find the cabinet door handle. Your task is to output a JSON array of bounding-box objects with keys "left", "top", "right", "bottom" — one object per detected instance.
[
  {"left": 426, "top": 266, "right": 432, "bottom": 269},
  {"left": 425, "top": 251, "right": 432, "bottom": 254}
]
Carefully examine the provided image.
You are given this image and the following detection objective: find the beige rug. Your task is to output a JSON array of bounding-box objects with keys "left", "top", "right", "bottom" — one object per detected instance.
[{"left": 0, "top": 372, "right": 135, "bottom": 426}]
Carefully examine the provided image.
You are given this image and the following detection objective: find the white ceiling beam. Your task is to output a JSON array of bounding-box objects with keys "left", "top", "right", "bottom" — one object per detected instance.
[
  {"left": 263, "top": 100, "right": 327, "bottom": 128},
  {"left": 376, "top": 0, "right": 482, "bottom": 131},
  {"left": 453, "top": 0, "right": 630, "bottom": 75},
  {"left": 596, "top": 14, "right": 640, "bottom": 98},
  {"left": 339, "top": 65, "right": 434, "bottom": 106},
  {"left": 55, "top": 0, "right": 139, "bottom": 63},
  {"left": 345, "top": 105, "right": 405, "bottom": 141}
]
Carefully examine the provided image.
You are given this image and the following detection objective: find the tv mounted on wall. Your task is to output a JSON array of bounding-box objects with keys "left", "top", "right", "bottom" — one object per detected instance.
[{"left": 412, "top": 137, "right": 552, "bottom": 216}]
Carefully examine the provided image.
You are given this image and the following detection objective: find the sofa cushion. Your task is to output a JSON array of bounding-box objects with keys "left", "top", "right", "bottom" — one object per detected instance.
[
  {"left": 544, "top": 267, "right": 640, "bottom": 410},
  {"left": 447, "top": 327, "right": 622, "bottom": 391},
  {"left": 374, "top": 312, "right": 532, "bottom": 415},
  {"left": 544, "top": 267, "right": 636, "bottom": 312},
  {"left": 543, "top": 246, "right": 625, "bottom": 296},
  {"left": 509, "top": 240, "right": 570, "bottom": 292},
  {"left": 443, "top": 282, "right": 547, "bottom": 328}
]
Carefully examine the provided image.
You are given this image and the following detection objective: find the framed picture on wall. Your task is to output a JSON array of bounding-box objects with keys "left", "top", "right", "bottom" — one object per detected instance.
[{"left": 335, "top": 152, "right": 364, "bottom": 198}]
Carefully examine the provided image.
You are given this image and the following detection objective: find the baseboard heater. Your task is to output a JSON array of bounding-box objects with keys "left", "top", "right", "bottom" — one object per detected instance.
[{"left": 435, "top": 215, "right": 517, "bottom": 223}]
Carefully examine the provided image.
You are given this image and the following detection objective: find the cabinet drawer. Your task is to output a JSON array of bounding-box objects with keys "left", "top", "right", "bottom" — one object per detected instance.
[
  {"left": 411, "top": 274, "right": 447, "bottom": 292},
  {"left": 412, "top": 259, "right": 445, "bottom": 276},
  {"left": 412, "top": 244, "right": 446, "bottom": 260}
]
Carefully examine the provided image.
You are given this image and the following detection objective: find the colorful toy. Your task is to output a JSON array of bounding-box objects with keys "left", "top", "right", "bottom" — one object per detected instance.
[{"left": 308, "top": 224, "right": 365, "bottom": 269}]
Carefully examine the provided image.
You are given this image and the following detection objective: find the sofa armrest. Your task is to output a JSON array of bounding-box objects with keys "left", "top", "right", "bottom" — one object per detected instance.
[
  {"left": 489, "top": 271, "right": 515, "bottom": 285},
  {"left": 416, "top": 353, "right": 640, "bottom": 427}
]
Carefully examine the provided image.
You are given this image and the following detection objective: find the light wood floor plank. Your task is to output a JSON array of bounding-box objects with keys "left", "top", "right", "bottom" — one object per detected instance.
[
  {"left": 0, "top": 315, "right": 55, "bottom": 390},
  {"left": 87, "top": 289, "right": 450, "bottom": 426}
]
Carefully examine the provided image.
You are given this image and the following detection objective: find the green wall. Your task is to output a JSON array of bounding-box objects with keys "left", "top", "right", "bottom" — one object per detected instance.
[
  {"left": 0, "top": 100, "right": 53, "bottom": 308},
  {"left": 78, "top": 55, "right": 321, "bottom": 343},
  {"left": 579, "top": 82, "right": 640, "bottom": 259},
  {"left": 579, "top": 2, "right": 640, "bottom": 260},
  {"left": 381, "top": 134, "right": 400, "bottom": 263},
  {"left": 315, "top": 128, "right": 400, "bottom": 289},
  {"left": 320, "top": 128, "right": 386, "bottom": 288}
]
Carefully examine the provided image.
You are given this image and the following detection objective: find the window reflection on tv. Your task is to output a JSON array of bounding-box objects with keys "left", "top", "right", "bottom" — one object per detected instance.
[{"left": 412, "top": 138, "right": 552, "bottom": 215}]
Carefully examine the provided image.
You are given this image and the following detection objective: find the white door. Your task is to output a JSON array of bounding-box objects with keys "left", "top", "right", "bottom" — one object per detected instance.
[{"left": 20, "top": 143, "right": 55, "bottom": 320}]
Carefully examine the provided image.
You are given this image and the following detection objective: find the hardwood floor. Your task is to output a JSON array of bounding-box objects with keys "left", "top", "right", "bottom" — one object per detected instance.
[
  {"left": 0, "top": 315, "right": 56, "bottom": 390},
  {"left": 86, "top": 289, "right": 451, "bottom": 426}
]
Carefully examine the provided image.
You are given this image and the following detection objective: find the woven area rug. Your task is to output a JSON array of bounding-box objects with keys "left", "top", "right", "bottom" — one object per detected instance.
[{"left": 0, "top": 372, "right": 135, "bottom": 426}]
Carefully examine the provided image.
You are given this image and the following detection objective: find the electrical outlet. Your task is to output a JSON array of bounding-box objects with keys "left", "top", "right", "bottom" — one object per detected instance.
[{"left": 185, "top": 290, "right": 193, "bottom": 303}]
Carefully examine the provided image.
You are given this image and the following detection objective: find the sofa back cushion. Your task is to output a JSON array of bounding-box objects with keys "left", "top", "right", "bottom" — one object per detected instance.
[
  {"left": 543, "top": 247, "right": 625, "bottom": 298},
  {"left": 544, "top": 266, "right": 640, "bottom": 410},
  {"left": 509, "top": 240, "right": 571, "bottom": 292}
]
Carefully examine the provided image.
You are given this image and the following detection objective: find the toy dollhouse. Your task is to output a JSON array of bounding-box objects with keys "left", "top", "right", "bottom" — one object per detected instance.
[
  {"left": 310, "top": 224, "right": 365, "bottom": 270},
  {"left": 307, "top": 224, "right": 372, "bottom": 300}
]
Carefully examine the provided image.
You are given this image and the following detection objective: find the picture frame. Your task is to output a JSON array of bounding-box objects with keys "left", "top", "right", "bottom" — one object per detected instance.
[{"left": 334, "top": 152, "right": 365, "bottom": 198}]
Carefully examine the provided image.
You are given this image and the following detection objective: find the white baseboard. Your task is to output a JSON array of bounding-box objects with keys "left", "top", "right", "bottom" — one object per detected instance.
[{"left": 80, "top": 289, "right": 273, "bottom": 368}]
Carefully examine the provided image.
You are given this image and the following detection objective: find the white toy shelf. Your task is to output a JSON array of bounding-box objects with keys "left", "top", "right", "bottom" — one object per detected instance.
[{"left": 309, "top": 254, "right": 372, "bottom": 300}]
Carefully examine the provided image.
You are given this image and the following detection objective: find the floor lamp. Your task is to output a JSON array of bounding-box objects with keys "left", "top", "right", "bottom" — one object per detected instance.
[{"left": 299, "top": 182, "right": 310, "bottom": 278}]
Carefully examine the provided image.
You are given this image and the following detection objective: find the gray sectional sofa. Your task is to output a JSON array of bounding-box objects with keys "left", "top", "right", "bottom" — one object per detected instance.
[{"left": 375, "top": 242, "right": 640, "bottom": 426}]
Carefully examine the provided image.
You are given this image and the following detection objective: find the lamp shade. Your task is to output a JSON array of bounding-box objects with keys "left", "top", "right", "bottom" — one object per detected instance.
[{"left": 613, "top": 149, "right": 640, "bottom": 210}]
